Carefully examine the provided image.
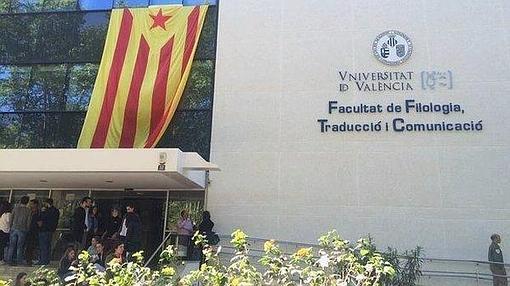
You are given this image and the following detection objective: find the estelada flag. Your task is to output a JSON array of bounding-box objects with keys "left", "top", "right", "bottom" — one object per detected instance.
[{"left": 78, "top": 6, "right": 208, "bottom": 148}]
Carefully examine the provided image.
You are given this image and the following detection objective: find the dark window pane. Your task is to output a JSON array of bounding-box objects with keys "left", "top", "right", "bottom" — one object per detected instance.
[
  {"left": 0, "top": 0, "right": 10, "bottom": 13},
  {"left": 39, "top": 0, "right": 77, "bottom": 12},
  {"left": 78, "top": 0, "right": 112, "bottom": 10},
  {"left": 29, "top": 65, "right": 68, "bottom": 111},
  {"left": 12, "top": 0, "right": 76, "bottom": 12},
  {"left": 183, "top": 0, "right": 217, "bottom": 5},
  {"left": 0, "top": 11, "right": 109, "bottom": 64},
  {"left": 0, "top": 113, "right": 45, "bottom": 147},
  {"left": 66, "top": 64, "right": 98, "bottom": 111},
  {"left": 0, "top": 112, "right": 85, "bottom": 148},
  {"left": 149, "top": 0, "right": 181, "bottom": 5},
  {"left": 0, "top": 66, "right": 31, "bottom": 112},
  {"left": 70, "top": 12, "right": 109, "bottom": 62},
  {"left": 114, "top": 0, "right": 147, "bottom": 8},
  {"left": 179, "top": 59, "right": 213, "bottom": 110},
  {"left": 0, "top": 65, "right": 68, "bottom": 112},
  {"left": 157, "top": 110, "right": 211, "bottom": 160},
  {"left": 195, "top": 6, "right": 216, "bottom": 60}
]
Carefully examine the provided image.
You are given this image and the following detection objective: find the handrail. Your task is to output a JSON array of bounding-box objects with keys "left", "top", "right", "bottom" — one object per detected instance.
[
  {"left": 217, "top": 234, "right": 510, "bottom": 266},
  {"left": 216, "top": 233, "right": 510, "bottom": 283}
]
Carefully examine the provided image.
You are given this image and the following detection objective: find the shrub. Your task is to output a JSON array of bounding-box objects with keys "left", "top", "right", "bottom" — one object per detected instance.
[{"left": 20, "top": 230, "right": 422, "bottom": 286}]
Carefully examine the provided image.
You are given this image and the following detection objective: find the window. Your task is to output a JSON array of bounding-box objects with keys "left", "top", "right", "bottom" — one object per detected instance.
[
  {"left": 78, "top": 0, "right": 112, "bottom": 10},
  {"left": 157, "top": 110, "right": 212, "bottom": 160},
  {"left": 179, "top": 60, "right": 214, "bottom": 110},
  {"left": 195, "top": 6, "right": 217, "bottom": 60},
  {"left": 182, "top": 0, "right": 217, "bottom": 5},
  {"left": 113, "top": 0, "right": 147, "bottom": 8},
  {"left": 11, "top": 190, "right": 49, "bottom": 204},
  {"left": 149, "top": 0, "right": 181, "bottom": 5},
  {"left": 0, "top": 11, "right": 109, "bottom": 64},
  {"left": 67, "top": 64, "right": 99, "bottom": 111}
]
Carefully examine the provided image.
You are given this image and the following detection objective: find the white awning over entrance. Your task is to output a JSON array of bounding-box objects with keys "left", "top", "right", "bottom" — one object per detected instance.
[{"left": 0, "top": 149, "right": 219, "bottom": 190}]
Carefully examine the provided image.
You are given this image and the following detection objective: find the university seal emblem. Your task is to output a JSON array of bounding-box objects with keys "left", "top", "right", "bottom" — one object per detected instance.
[{"left": 372, "top": 30, "right": 413, "bottom": 65}]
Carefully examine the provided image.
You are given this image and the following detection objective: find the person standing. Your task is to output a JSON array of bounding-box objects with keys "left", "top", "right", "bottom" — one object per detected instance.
[
  {"left": 489, "top": 234, "right": 508, "bottom": 286},
  {"left": 0, "top": 201, "right": 12, "bottom": 263},
  {"left": 7, "top": 196, "right": 32, "bottom": 266},
  {"left": 25, "top": 199, "right": 40, "bottom": 266},
  {"left": 86, "top": 206, "right": 100, "bottom": 246},
  {"left": 72, "top": 197, "right": 92, "bottom": 249},
  {"left": 122, "top": 203, "right": 142, "bottom": 259},
  {"left": 37, "top": 198, "right": 60, "bottom": 265},
  {"left": 177, "top": 209, "right": 194, "bottom": 259}
]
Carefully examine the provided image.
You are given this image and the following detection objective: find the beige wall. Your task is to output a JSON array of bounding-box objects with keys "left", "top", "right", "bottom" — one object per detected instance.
[{"left": 208, "top": 0, "right": 510, "bottom": 263}]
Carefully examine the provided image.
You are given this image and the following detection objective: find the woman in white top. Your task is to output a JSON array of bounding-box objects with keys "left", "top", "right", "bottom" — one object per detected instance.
[
  {"left": 0, "top": 201, "right": 12, "bottom": 262},
  {"left": 176, "top": 209, "right": 194, "bottom": 259}
]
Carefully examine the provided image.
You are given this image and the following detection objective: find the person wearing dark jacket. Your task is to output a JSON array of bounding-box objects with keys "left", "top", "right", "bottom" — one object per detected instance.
[
  {"left": 198, "top": 211, "right": 214, "bottom": 236},
  {"left": 489, "top": 234, "right": 508, "bottom": 286},
  {"left": 72, "top": 197, "right": 92, "bottom": 248},
  {"left": 25, "top": 199, "right": 40, "bottom": 266},
  {"left": 58, "top": 246, "right": 77, "bottom": 280},
  {"left": 119, "top": 203, "right": 142, "bottom": 259},
  {"left": 37, "top": 198, "right": 60, "bottom": 265}
]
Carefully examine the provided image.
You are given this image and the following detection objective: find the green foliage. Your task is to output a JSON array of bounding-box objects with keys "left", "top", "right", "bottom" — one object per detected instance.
[
  {"left": 16, "top": 230, "right": 422, "bottom": 286},
  {"left": 383, "top": 246, "right": 424, "bottom": 286},
  {"left": 27, "top": 267, "right": 61, "bottom": 286}
]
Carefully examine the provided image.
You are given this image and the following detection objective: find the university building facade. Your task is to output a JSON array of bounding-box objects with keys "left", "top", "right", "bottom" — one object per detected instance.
[{"left": 1, "top": 1, "right": 510, "bottom": 284}]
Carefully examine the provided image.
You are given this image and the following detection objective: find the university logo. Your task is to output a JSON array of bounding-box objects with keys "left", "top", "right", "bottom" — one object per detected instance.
[{"left": 372, "top": 30, "right": 413, "bottom": 66}]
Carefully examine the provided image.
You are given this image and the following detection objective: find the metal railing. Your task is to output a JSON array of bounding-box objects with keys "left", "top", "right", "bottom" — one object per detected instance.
[
  {"left": 143, "top": 232, "right": 510, "bottom": 285},
  {"left": 214, "top": 234, "right": 510, "bottom": 285}
]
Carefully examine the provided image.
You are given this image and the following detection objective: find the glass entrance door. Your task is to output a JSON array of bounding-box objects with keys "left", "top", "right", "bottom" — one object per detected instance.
[{"left": 91, "top": 190, "right": 166, "bottom": 258}]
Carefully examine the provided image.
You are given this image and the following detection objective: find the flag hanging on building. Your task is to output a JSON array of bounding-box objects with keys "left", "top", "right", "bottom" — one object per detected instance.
[{"left": 78, "top": 6, "right": 208, "bottom": 148}]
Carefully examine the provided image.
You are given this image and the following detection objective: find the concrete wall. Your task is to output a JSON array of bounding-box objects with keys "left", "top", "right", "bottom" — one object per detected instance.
[{"left": 208, "top": 0, "right": 510, "bottom": 263}]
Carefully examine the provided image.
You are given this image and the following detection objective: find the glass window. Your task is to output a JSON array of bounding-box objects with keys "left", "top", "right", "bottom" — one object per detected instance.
[
  {"left": 70, "top": 12, "right": 109, "bottom": 63},
  {"left": 179, "top": 60, "right": 213, "bottom": 110},
  {"left": 51, "top": 190, "right": 90, "bottom": 229},
  {"left": 157, "top": 110, "right": 211, "bottom": 160},
  {"left": 195, "top": 6, "right": 217, "bottom": 60},
  {"left": 0, "top": 112, "right": 85, "bottom": 148},
  {"left": 0, "top": 0, "right": 11, "bottom": 13},
  {"left": 0, "top": 65, "right": 68, "bottom": 112},
  {"left": 66, "top": 64, "right": 98, "bottom": 111},
  {"left": 78, "top": 0, "right": 112, "bottom": 10},
  {"left": 113, "top": 0, "right": 147, "bottom": 8},
  {"left": 12, "top": 0, "right": 76, "bottom": 13},
  {"left": 149, "top": 0, "right": 181, "bottom": 5},
  {"left": 11, "top": 190, "right": 49, "bottom": 204},
  {"left": 182, "top": 0, "right": 216, "bottom": 5},
  {"left": 0, "top": 190, "right": 9, "bottom": 202},
  {"left": 166, "top": 199, "right": 203, "bottom": 232},
  {"left": 0, "top": 66, "right": 31, "bottom": 112},
  {"left": 0, "top": 11, "right": 108, "bottom": 64}
]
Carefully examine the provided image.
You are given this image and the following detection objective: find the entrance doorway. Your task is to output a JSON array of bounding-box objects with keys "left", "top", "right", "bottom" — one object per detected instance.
[{"left": 92, "top": 190, "right": 166, "bottom": 257}]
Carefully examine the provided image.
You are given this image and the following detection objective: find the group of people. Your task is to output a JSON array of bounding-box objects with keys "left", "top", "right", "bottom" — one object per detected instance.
[
  {"left": 176, "top": 209, "right": 217, "bottom": 260},
  {"left": 70, "top": 197, "right": 142, "bottom": 259},
  {"left": 1, "top": 194, "right": 219, "bottom": 284},
  {"left": 0, "top": 196, "right": 60, "bottom": 267}
]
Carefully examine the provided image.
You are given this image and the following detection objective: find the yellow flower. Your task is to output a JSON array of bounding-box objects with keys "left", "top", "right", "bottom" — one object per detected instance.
[
  {"left": 264, "top": 240, "right": 276, "bottom": 253},
  {"left": 295, "top": 247, "right": 312, "bottom": 259},
  {"left": 230, "top": 277, "right": 241, "bottom": 286},
  {"left": 231, "top": 229, "right": 248, "bottom": 246},
  {"left": 161, "top": 266, "right": 176, "bottom": 277}
]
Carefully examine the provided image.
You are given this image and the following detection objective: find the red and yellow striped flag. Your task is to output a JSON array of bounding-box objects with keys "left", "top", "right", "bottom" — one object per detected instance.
[{"left": 78, "top": 6, "right": 208, "bottom": 148}]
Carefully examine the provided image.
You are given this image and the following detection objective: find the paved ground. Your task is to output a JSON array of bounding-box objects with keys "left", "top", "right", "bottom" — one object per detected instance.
[{"left": 0, "top": 263, "right": 58, "bottom": 282}]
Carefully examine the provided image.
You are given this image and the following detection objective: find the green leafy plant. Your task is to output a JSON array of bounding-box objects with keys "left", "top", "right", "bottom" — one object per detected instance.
[
  {"left": 383, "top": 246, "right": 424, "bottom": 286},
  {"left": 11, "top": 230, "right": 421, "bottom": 286}
]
